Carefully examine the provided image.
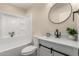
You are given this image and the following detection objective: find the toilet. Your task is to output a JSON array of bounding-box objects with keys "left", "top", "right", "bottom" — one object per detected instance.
[{"left": 21, "top": 38, "right": 39, "bottom": 56}]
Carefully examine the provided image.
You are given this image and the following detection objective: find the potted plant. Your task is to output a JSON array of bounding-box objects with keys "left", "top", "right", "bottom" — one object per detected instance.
[{"left": 66, "top": 27, "right": 78, "bottom": 41}]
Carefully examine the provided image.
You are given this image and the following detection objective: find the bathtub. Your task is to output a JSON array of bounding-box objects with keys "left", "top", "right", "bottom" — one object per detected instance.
[{"left": 0, "top": 36, "right": 32, "bottom": 56}]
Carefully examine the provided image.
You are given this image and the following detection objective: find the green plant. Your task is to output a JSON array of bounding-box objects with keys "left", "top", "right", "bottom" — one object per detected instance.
[{"left": 66, "top": 27, "right": 77, "bottom": 36}]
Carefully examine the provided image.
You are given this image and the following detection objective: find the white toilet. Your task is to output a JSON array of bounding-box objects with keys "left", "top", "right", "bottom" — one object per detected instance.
[{"left": 21, "top": 38, "right": 39, "bottom": 56}]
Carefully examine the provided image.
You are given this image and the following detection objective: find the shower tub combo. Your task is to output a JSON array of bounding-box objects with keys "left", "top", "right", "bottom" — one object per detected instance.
[{"left": 0, "top": 12, "right": 32, "bottom": 56}]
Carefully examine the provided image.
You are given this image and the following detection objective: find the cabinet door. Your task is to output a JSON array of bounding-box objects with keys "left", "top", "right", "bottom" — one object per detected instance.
[{"left": 38, "top": 46, "right": 53, "bottom": 56}]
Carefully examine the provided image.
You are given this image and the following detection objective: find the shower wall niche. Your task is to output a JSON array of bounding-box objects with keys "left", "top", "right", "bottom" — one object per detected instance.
[{"left": 0, "top": 12, "right": 32, "bottom": 38}]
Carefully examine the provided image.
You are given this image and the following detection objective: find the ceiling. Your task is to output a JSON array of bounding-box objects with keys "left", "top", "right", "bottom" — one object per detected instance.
[{"left": 10, "top": 3, "right": 46, "bottom": 10}]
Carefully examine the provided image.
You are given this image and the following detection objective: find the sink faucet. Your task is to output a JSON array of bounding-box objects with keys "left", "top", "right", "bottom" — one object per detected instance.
[
  {"left": 54, "top": 29, "right": 61, "bottom": 38},
  {"left": 9, "top": 32, "right": 15, "bottom": 37}
]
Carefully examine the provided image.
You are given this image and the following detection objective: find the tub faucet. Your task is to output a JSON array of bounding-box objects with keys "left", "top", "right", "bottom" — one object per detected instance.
[{"left": 9, "top": 32, "right": 15, "bottom": 37}]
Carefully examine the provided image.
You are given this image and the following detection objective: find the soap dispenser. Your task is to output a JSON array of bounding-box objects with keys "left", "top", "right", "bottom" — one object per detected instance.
[{"left": 46, "top": 33, "right": 51, "bottom": 37}]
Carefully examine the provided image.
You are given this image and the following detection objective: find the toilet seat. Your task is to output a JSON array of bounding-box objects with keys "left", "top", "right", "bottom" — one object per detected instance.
[{"left": 21, "top": 45, "right": 37, "bottom": 56}]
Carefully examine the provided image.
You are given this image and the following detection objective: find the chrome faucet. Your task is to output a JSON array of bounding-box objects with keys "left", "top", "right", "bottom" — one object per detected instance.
[{"left": 9, "top": 32, "right": 15, "bottom": 37}]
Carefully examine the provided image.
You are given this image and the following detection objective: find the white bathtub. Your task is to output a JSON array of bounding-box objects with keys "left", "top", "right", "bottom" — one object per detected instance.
[{"left": 0, "top": 36, "right": 32, "bottom": 56}]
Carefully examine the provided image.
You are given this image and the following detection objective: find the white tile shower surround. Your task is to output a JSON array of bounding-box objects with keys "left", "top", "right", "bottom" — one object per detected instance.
[{"left": 0, "top": 12, "right": 32, "bottom": 38}]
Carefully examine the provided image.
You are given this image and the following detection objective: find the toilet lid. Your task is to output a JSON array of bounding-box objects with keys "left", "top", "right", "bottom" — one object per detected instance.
[{"left": 22, "top": 45, "right": 37, "bottom": 54}]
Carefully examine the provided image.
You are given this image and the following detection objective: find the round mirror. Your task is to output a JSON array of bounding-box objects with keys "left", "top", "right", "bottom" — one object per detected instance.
[{"left": 48, "top": 3, "right": 72, "bottom": 24}]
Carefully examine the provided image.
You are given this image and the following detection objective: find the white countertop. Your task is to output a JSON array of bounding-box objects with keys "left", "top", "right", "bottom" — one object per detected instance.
[{"left": 34, "top": 35, "right": 78, "bottom": 49}]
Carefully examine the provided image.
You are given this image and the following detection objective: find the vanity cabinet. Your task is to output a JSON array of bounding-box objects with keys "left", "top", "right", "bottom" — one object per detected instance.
[{"left": 38, "top": 39, "right": 78, "bottom": 56}]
